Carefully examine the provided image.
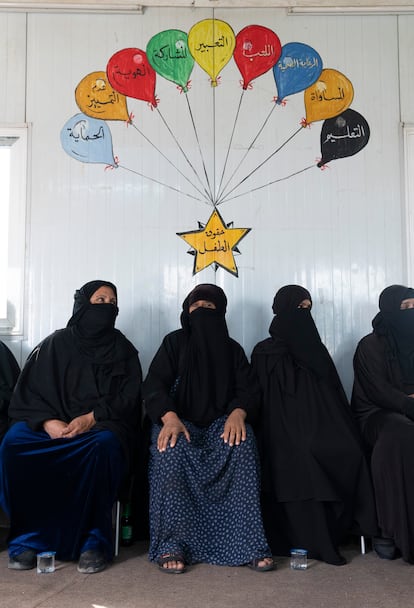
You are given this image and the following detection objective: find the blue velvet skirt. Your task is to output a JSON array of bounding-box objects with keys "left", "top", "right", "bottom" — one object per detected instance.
[
  {"left": 0, "top": 422, "right": 125, "bottom": 561},
  {"left": 148, "top": 416, "right": 271, "bottom": 566}
]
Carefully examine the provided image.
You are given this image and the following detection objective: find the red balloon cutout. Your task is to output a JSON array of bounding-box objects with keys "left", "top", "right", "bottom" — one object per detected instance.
[
  {"left": 107, "top": 48, "right": 157, "bottom": 107},
  {"left": 234, "top": 25, "right": 281, "bottom": 90}
]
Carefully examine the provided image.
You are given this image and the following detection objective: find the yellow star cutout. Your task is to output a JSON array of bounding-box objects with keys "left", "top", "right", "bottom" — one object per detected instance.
[{"left": 177, "top": 208, "right": 251, "bottom": 277}]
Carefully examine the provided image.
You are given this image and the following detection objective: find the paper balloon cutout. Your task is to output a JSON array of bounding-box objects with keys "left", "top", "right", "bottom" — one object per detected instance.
[
  {"left": 107, "top": 48, "right": 157, "bottom": 107},
  {"left": 188, "top": 19, "right": 236, "bottom": 87},
  {"left": 273, "top": 42, "right": 322, "bottom": 103},
  {"left": 60, "top": 113, "right": 116, "bottom": 166},
  {"left": 304, "top": 68, "right": 354, "bottom": 124},
  {"left": 318, "top": 109, "right": 370, "bottom": 167},
  {"left": 146, "top": 30, "right": 194, "bottom": 93},
  {"left": 233, "top": 25, "right": 281, "bottom": 90},
  {"left": 75, "top": 71, "right": 129, "bottom": 121}
]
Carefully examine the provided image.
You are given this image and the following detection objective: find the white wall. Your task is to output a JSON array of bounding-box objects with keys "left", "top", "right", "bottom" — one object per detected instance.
[{"left": 1, "top": 7, "right": 413, "bottom": 395}]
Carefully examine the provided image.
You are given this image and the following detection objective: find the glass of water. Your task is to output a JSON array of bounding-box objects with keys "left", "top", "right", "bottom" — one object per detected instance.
[
  {"left": 37, "top": 551, "right": 56, "bottom": 573},
  {"left": 290, "top": 548, "right": 308, "bottom": 570}
]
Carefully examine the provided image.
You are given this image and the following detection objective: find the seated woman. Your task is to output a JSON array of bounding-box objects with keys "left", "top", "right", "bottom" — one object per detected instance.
[
  {"left": 352, "top": 284, "right": 414, "bottom": 563},
  {"left": 143, "top": 283, "right": 273, "bottom": 574},
  {"left": 0, "top": 341, "right": 20, "bottom": 443},
  {"left": 251, "top": 285, "right": 377, "bottom": 565},
  {"left": 0, "top": 280, "right": 142, "bottom": 573}
]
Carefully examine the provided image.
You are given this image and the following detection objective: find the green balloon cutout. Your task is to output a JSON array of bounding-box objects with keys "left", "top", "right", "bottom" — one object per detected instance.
[{"left": 146, "top": 29, "right": 194, "bottom": 92}]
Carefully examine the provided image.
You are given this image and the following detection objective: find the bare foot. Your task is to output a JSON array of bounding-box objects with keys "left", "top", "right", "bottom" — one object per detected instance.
[
  {"left": 257, "top": 557, "right": 274, "bottom": 569},
  {"left": 248, "top": 556, "right": 275, "bottom": 571},
  {"left": 158, "top": 553, "right": 186, "bottom": 574},
  {"left": 162, "top": 559, "right": 185, "bottom": 572}
]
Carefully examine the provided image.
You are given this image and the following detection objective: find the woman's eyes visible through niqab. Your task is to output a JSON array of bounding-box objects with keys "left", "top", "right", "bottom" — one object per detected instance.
[
  {"left": 189, "top": 300, "right": 216, "bottom": 314},
  {"left": 89, "top": 286, "right": 117, "bottom": 306}
]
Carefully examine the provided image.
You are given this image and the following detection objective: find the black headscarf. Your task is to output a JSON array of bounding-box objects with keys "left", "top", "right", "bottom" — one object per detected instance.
[
  {"left": 180, "top": 283, "right": 227, "bottom": 332},
  {"left": 372, "top": 284, "right": 414, "bottom": 384},
  {"left": 269, "top": 285, "right": 340, "bottom": 385},
  {"left": 67, "top": 280, "right": 119, "bottom": 363},
  {"left": 176, "top": 284, "right": 233, "bottom": 426},
  {"left": 272, "top": 284, "right": 311, "bottom": 315}
]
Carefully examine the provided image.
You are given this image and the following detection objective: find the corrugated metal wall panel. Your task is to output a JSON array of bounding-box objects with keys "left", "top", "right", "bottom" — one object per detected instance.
[
  {"left": 0, "top": 13, "right": 27, "bottom": 123},
  {"left": 1, "top": 8, "right": 412, "bottom": 396}
]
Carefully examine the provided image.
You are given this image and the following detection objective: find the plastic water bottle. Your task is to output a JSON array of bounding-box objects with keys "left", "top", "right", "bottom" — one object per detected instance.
[{"left": 120, "top": 502, "right": 133, "bottom": 546}]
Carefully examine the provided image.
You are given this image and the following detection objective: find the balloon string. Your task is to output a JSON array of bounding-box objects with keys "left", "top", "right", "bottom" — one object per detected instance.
[
  {"left": 217, "top": 99, "right": 277, "bottom": 202},
  {"left": 155, "top": 106, "right": 212, "bottom": 202},
  {"left": 216, "top": 89, "right": 245, "bottom": 203},
  {"left": 129, "top": 120, "right": 208, "bottom": 201},
  {"left": 218, "top": 164, "right": 315, "bottom": 204},
  {"left": 212, "top": 83, "right": 216, "bottom": 200},
  {"left": 117, "top": 164, "right": 210, "bottom": 204},
  {"left": 184, "top": 93, "right": 214, "bottom": 203},
  {"left": 216, "top": 124, "right": 305, "bottom": 205}
]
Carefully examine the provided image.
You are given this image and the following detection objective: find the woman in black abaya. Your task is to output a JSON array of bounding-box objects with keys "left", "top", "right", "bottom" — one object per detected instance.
[
  {"left": 0, "top": 280, "right": 142, "bottom": 573},
  {"left": 352, "top": 284, "right": 414, "bottom": 562},
  {"left": 252, "top": 285, "right": 377, "bottom": 565}
]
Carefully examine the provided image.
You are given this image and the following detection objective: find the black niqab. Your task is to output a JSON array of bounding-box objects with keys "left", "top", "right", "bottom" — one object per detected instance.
[
  {"left": 272, "top": 284, "right": 311, "bottom": 315},
  {"left": 269, "top": 285, "right": 339, "bottom": 385},
  {"left": 67, "top": 280, "right": 119, "bottom": 363},
  {"left": 176, "top": 284, "right": 233, "bottom": 426},
  {"left": 372, "top": 284, "right": 414, "bottom": 384},
  {"left": 180, "top": 283, "right": 227, "bottom": 332}
]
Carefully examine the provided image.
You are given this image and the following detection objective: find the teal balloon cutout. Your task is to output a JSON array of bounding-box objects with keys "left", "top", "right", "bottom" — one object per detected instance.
[
  {"left": 146, "top": 29, "right": 194, "bottom": 92},
  {"left": 60, "top": 113, "right": 116, "bottom": 166}
]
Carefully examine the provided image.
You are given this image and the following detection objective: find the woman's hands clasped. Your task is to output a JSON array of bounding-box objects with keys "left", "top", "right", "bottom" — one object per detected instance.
[{"left": 43, "top": 412, "right": 95, "bottom": 439}]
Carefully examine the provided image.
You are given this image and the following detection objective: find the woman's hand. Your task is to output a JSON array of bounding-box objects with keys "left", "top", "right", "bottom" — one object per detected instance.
[
  {"left": 60, "top": 412, "right": 96, "bottom": 439},
  {"left": 43, "top": 419, "right": 69, "bottom": 439},
  {"left": 220, "top": 408, "right": 247, "bottom": 447},
  {"left": 158, "top": 411, "right": 190, "bottom": 452}
]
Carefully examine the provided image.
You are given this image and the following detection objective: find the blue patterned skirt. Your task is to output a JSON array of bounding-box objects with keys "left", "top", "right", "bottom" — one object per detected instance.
[{"left": 148, "top": 416, "right": 271, "bottom": 566}]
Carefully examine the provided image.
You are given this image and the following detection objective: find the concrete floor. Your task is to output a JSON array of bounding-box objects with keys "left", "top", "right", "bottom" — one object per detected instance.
[{"left": 1, "top": 531, "right": 413, "bottom": 608}]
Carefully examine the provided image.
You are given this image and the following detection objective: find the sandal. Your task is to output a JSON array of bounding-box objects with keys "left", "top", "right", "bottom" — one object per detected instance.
[
  {"left": 158, "top": 553, "right": 186, "bottom": 574},
  {"left": 247, "top": 557, "right": 275, "bottom": 572}
]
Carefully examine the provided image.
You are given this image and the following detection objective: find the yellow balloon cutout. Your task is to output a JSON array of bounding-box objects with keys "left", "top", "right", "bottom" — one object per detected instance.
[
  {"left": 75, "top": 71, "right": 129, "bottom": 121},
  {"left": 304, "top": 68, "right": 354, "bottom": 124},
  {"left": 188, "top": 19, "right": 236, "bottom": 87}
]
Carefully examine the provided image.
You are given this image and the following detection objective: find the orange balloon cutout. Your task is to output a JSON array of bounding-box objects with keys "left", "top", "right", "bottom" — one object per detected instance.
[
  {"left": 304, "top": 68, "right": 354, "bottom": 124},
  {"left": 75, "top": 71, "right": 129, "bottom": 121},
  {"left": 188, "top": 19, "right": 235, "bottom": 87}
]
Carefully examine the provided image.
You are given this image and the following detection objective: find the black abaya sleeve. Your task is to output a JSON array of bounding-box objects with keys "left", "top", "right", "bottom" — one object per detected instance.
[
  {"left": 0, "top": 341, "right": 20, "bottom": 441},
  {"left": 352, "top": 334, "right": 414, "bottom": 426},
  {"left": 227, "top": 340, "right": 261, "bottom": 422},
  {"left": 142, "top": 331, "right": 181, "bottom": 424}
]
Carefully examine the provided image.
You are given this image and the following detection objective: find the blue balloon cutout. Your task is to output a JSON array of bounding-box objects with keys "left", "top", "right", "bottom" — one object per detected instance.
[
  {"left": 60, "top": 113, "right": 116, "bottom": 166},
  {"left": 273, "top": 42, "right": 323, "bottom": 104}
]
